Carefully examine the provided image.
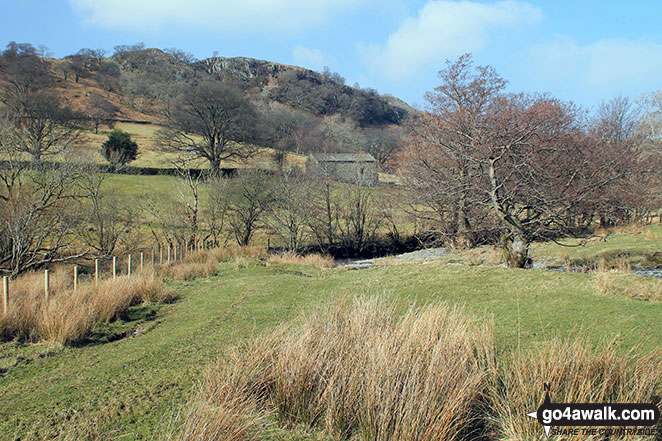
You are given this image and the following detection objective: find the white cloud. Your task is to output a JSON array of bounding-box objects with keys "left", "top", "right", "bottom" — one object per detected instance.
[
  {"left": 291, "top": 45, "right": 331, "bottom": 71},
  {"left": 526, "top": 36, "right": 662, "bottom": 88},
  {"left": 69, "top": 0, "right": 370, "bottom": 34},
  {"left": 362, "top": 0, "right": 541, "bottom": 81}
]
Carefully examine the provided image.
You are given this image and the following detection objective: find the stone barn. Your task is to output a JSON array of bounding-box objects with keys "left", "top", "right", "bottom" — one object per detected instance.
[{"left": 306, "top": 153, "right": 379, "bottom": 185}]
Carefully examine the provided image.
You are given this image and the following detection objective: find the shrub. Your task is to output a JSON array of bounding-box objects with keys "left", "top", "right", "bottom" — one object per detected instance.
[{"left": 102, "top": 128, "right": 138, "bottom": 169}]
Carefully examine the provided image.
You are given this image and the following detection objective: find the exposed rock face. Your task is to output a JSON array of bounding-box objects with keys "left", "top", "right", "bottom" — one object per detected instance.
[{"left": 197, "top": 57, "right": 300, "bottom": 80}]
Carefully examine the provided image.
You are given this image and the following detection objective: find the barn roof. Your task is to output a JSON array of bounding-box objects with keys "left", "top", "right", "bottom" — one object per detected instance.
[{"left": 311, "top": 153, "right": 376, "bottom": 163}]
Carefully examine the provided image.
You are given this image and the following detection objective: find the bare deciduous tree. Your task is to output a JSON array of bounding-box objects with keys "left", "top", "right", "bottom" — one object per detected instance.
[
  {"left": 336, "top": 179, "right": 382, "bottom": 254},
  {"left": 172, "top": 162, "right": 203, "bottom": 248},
  {"left": 226, "top": 170, "right": 273, "bottom": 246},
  {"left": 401, "top": 54, "right": 646, "bottom": 268},
  {"left": 75, "top": 168, "right": 139, "bottom": 256},
  {"left": 86, "top": 93, "right": 119, "bottom": 134},
  {"left": 269, "top": 168, "right": 313, "bottom": 251},
  {"left": 206, "top": 176, "right": 230, "bottom": 247},
  {"left": 0, "top": 117, "right": 84, "bottom": 275},
  {"left": 11, "top": 91, "right": 84, "bottom": 160},
  {"left": 159, "top": 81, "right": 258, "bottom": 174}
]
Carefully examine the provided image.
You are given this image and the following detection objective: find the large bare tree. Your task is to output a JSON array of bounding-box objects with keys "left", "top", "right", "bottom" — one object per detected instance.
[
  {"left": 401, "top": 54, "right": 645, "bottom": 268},
  {"left": 10, "top": 91, "right": 83, "bottom": 160},
  {"left": 159, "top": 81, "right": 258, "bottom": 174},
  {"left": 0, "top": 117, "right": 84, "bottom": 275}
]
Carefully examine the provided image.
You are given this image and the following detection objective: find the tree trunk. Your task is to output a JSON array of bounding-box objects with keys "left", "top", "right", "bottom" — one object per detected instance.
[
  {"left": 210, "top": 158, "right": 221, "bottom": 176},
  {"left": 501, "top": 231, "right": 531, "bottom": 268}
]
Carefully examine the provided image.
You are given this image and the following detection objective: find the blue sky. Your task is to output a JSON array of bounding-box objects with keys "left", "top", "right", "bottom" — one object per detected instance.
[{"left": 2, "top": 0, "right": 661, "bottom": 110}]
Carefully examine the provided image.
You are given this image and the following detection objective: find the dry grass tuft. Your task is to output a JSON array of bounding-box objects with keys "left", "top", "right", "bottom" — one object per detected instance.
[
  {"left": 182, "top": 296, "right": 494, "bottom": 441},
  {"left": 267, "top": 252, "right": 334, "bottom": 268},
  {"left": 595, "top": 271, "right": 662, "bottom": 302},
  {"left": 161, "top": 257, "right": 218, "bottom": 281},
  {"left": 208, "top": 246, "right": 267, "bottom": 262},
  {"left": 644, "top": 228, "right": 660, "bottom": 240},
  {"left": 487, "top": 337, "right": 662, "bottom": 441},
  {"left": 0, "top": 267, "right": 170, "bottom": 344},
  {"left": 624, "top": 278, "right": 662, "bottom": 302},
  {"left": 159, "top": 246, "right": 268, "bottom": 279},
  {"left": 462, "top": 247, "right": 505, "bottom": 266},
  {"left": 595, "top": 255, "right": 632, "bottom": 273},
  {"left": 176, "top": 396, "right": 265, "bottom": 441},
  {"left": 592, "top": 258, "right": 661, "bottom": 302},
  {"left": 595, "top": 271, "right": 615, "bottom": 296},
  {"left": 597, "top": 222, "right": 647, "bottom": 236}
]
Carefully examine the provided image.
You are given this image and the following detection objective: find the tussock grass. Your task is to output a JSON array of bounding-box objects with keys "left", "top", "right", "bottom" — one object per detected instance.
[
  {"left": 181, "top": 246, "right": 262, "bottom": 264},
  {"left": 487, "top": 337, "right": 662, "bottom": 441},
  {"left": 181, "top": 296, "right": 662, "bottom": 441},
  {"left": 593, "top": 258, "right": 661, "bottom": 302},
  {"left": 267, "top": 252, "right": 334, "bottom": 268},
  {"left": 161, "top": 256, "right": 218, "bottom": 281},
  {"left": 625, "top": 279, "right": 662, "bottom": 302},
  {"left": 160, "top": 246, "right": 267, "bottom": 280},
  {"left": 210, "top": 246, "right": 267, "bottom": 262},
  {"left": 461, "top": 246, "right": 505, "bottom": 266},
  {"left": 182, "top": 296, "right": 494, "bottom": 441},
  {"left": 0, "top": 267, "right": 170, "bottom": 344},
  {"left": 644, "top": 228, "right": 660, "bottom": 241}
]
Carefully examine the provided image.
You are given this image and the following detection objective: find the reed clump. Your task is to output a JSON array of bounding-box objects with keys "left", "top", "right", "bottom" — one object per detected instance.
[{"left": 182, "top": 296, "right": 495, "bottom": 441}]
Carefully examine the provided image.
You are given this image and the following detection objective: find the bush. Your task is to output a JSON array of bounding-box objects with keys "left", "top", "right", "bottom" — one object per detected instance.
[{"left": 102, "top": 128, "right": 138, "bottom": 169}]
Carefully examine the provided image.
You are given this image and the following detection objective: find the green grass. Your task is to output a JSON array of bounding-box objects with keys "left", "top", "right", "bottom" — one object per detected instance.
[
  {"left": 78, "top": 122, "right": 307, "bottom": 170},
  {"left": 102, "top": 173, "right": 182, "bottom": 200},
  {"left": 530, "top": 222, "right": 662, "bottom": 268},
  {"left": 0, "top": 259, "right": 660, "bottom": 440}
]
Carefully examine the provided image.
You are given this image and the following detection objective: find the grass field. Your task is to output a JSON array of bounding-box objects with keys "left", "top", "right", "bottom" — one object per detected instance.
[
  {"left": 0, "top": 257, "right": 659, "bottom": 440},
  {"left": 78, "top": 122, "right": 308, "bottom": 170},
  {"left": 531, "top": 222, "right": 662, "bottom": 268}
]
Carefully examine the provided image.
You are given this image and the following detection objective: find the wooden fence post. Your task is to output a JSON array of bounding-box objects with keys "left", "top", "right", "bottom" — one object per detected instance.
[
  {"left": 159, "top": 247, "right": 163, "bottom": 265},
  {"left": 167, "top": 245, "right": 171, "bottom": 264},
  {"left": 140, "top": 252, "right": 144, "bottom": 270},
  {"left": 73, "top": 265, "right": 78, "bottom": 291},
  {"left": 113, "top": 256, "right": 117, "bottom": 279},
  {"left": 44, "top": 269, "right": 50, "bottom": 302},
  {"left": 127, "top": 254, "right": 132, "bottom": 277},
  {"left": 95, "top": 258, "right": 99, "bottom": 285},
  {"left": 174, "top": 245, "right": 178, "bottom": 262},
  {"left": 3, "top": 276, "right": 8, "bottom": 314},
  {"left": 151, "top": 249, "right": 155, "bottom": 266}
]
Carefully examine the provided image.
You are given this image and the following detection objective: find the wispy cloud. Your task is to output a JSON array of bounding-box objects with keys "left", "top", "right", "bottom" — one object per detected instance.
[
  {"left": 361, "top": 0, "right": 541, "bottom": 81},
  {"left": 291, "top": 45, "right": 332, "bottom": 71},
  {"left": 525, "top": 36, "right": 662, "bottom": 88},
  {"left": 69, "top": 0, "right": 372, "bottom": 35}
]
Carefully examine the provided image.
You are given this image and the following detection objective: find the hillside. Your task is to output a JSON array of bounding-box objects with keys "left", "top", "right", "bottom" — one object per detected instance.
[{"left": 0, "top": 46, "right": 409, "bottom": 168}]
